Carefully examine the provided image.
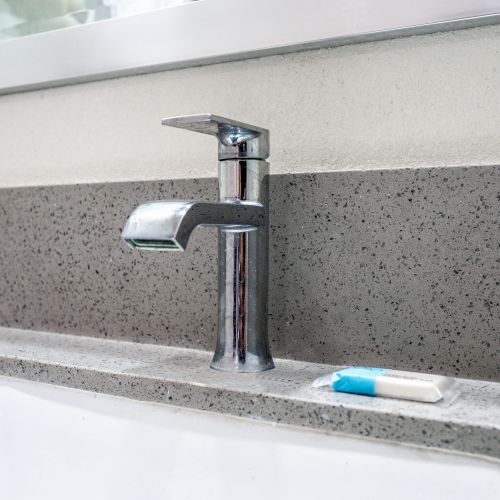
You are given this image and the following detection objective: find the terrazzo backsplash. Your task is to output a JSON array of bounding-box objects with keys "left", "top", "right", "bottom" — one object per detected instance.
[{"left": 0, "top": 165, "right": 498, "bottom": 380}]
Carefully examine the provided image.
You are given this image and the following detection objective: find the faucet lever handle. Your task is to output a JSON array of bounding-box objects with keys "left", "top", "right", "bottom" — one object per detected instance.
[{"left": 161, "top": 113, "right": 269, "bottom": 161}]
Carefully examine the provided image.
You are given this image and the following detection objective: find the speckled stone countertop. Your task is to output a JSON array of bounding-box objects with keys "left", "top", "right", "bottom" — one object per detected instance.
[{"left": 0, "top": 327, "right": 498, "bottom": 460}]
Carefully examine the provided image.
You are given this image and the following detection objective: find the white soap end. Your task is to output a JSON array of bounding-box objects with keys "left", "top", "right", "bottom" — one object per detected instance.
[{"left": 376, "top": 371, "right": 454, "bottom": 403}]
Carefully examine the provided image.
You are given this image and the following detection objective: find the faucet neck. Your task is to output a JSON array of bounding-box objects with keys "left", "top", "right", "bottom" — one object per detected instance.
[{"left": 218, "top": 159, "right": 269, "bottom": 205}]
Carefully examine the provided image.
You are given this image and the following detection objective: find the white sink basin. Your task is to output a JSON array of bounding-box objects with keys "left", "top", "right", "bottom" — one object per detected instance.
[{"left": 0, "top": 376, "right": 498, "bottom": 500}]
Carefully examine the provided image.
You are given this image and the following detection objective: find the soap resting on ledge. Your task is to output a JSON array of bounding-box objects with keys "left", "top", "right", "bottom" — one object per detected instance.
[{"left": 312, "top": 367, "right": 455, "bottom": 403}]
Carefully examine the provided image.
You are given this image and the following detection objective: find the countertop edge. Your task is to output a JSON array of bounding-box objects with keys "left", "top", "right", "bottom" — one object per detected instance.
[{"left": 0, "top": 327, "right": 498, "bottom": 460}]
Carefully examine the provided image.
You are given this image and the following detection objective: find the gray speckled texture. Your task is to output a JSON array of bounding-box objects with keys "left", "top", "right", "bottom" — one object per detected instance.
[
  {"left": 0, "top": 166, "right": 499, "bottom": 379},
  {"left": 0, "top": 327, "right": 499, "bottom": 459}
]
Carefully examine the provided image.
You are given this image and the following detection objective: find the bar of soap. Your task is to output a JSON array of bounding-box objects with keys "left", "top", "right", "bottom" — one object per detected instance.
[{"left": 312, "top": 367, "right": 453, "bottom": 403}]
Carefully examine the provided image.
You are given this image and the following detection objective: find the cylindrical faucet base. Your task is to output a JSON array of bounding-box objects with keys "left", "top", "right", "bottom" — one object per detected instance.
[{"left": 211, "top": 159, "right": 274, "bottom": 372}]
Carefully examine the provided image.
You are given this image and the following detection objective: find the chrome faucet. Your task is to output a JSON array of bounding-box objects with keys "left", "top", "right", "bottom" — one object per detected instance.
[{"left": 121, "top": 114, "right": 274, "bottom": 372}]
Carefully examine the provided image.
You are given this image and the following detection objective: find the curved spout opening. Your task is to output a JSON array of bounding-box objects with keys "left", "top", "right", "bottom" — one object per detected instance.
[
  {"left": 125, "top": 239, "right": 182, "bottom": 251},
  {"left": 121, "top": 201, "right": 194, "bottom": 252}
]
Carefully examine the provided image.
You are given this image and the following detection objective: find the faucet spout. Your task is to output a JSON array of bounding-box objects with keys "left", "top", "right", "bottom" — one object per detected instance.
[{"left": 122, "top": 200, "right": 265, "bottom": 252}]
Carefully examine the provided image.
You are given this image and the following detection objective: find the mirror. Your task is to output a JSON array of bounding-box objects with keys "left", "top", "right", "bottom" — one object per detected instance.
[{"left": 0, "top": 0, "right": 189, "bottom": 39}]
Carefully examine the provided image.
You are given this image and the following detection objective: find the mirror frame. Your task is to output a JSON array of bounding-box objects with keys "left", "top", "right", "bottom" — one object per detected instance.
[{"left": 1, "top": 0, "right": 500, "bottom": 94}]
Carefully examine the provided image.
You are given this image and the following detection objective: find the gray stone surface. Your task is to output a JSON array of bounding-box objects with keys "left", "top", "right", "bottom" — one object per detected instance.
[
  {"left": 0, "top": 327, "right": 499, "bottom": 459},
  {"left": 0, "top": 166, "right": 498, "bottom": 379}
]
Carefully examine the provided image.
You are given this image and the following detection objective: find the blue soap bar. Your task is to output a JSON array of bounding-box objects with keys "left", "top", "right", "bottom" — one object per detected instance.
[{"left": 332, "top": 366, "right": 388, "bottom": 396}]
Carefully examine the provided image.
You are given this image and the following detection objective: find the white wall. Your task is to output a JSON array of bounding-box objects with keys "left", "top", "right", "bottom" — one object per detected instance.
[{"left": 0, "top": 25, "right": 499, "bottom": 187}]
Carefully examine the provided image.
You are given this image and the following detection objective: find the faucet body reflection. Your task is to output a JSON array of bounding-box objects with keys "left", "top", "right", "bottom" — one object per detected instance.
[{"left": 122, "top": 114, "right": 274, "bottom": 372}]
